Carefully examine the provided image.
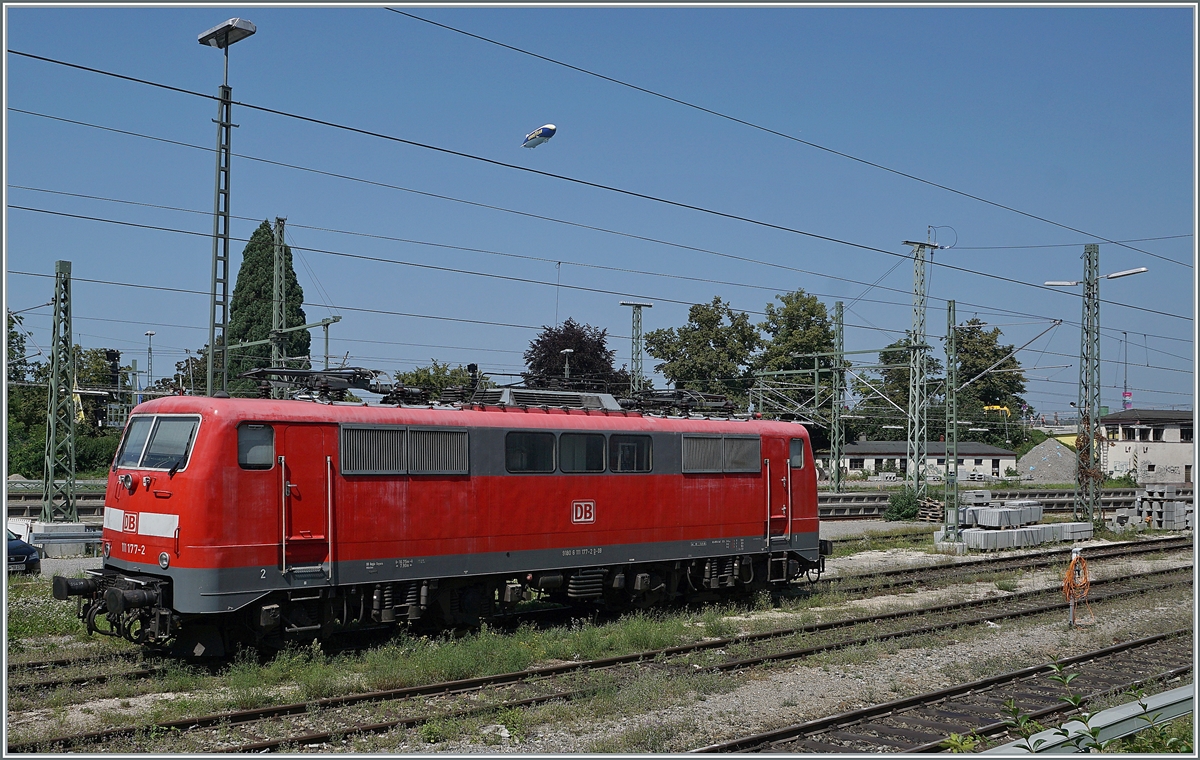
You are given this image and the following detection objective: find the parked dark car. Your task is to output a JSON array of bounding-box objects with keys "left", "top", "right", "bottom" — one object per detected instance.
[{"left": 8, "top": 529, "right": 41, "bottom": 575}]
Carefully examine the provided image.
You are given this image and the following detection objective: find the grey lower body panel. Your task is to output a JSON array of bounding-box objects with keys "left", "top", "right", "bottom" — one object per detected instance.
[{"left": 108, "top": 531, "right": 819, "bottom": 614}]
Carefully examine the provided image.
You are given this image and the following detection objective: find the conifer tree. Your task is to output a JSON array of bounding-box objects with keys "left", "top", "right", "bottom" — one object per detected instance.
[{"left": 227, "top": 221, "right": 310, "bottom": 392}]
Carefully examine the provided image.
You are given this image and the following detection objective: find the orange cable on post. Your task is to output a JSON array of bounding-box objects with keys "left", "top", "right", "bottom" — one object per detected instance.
[{"left": 1062, "top": 550, "right": 1094, "bottom": 626}]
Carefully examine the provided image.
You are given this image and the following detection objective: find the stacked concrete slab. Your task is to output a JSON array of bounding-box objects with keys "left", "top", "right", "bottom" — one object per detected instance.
[
  {"left": 938, "top": 494, "right": 1094, "bottom": 551},
  {"left": 958, "top": 503, "right": 1044, "bottom": 528},
  {"left": 937, "top": 522, "right": 1093, "bottom": 551},
  {"left": 1109, "top": 486, "right": 1195, "bottom": 532}
]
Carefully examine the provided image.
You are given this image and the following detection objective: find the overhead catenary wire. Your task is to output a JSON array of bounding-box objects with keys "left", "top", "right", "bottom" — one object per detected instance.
[
  {"left": 8, "top": 113, "right": 1193, "bottom": 344},
  {"left": 385, "top": 9, "right": 1193, "bottom": 271},
  {"left": 5, "top": 54, "right": 1191, "bottom": 320},
  {"left": 24, "top": 203, "right": 1188, "bottom": 387}
]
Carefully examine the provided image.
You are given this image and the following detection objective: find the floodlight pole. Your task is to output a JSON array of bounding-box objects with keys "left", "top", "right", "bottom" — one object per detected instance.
[
  {"left": 271, "top": 217, "right": 287, "bottom": 398},
  {"left": 201, "top": 20, "right": 255, "bottom": 396},
  {"left": 620, "top": 301, "right": 652, "bottom": 393}
]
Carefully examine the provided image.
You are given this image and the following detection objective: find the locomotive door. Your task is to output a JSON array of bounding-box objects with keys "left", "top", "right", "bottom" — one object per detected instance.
[
  {"left": 279, "top": 425, "right": 333, "bottom": 578},
  {"left": 763, "top": 437, "right": 790, "bottom": 542}
]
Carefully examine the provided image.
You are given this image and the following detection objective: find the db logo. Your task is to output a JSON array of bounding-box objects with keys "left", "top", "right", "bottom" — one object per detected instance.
[
  {"left": 571, "top": 500, "right": 595, "bottom": 524},
  {"left": 122, "top": 512, "right": 139, "bottom": 533}
]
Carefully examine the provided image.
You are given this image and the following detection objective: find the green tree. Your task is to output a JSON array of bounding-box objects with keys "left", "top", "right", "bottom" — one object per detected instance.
[
  {"left": 396, "top": 360, "right": 485, "bottom": 400},
  {"left": 227, "top": 221, "right": 310, "bottom": 393},
  {"left": 523, "top": 318, "right": 630, "bottom": 393},
  {"left": 953, "top": 318, "right": 1033, "bottom": 449},
  {"left": 753, "top": 289, "right": 834, "bottom": 374},
  {"left": 6, "top": 313, "right": 47, "bottom": 477},
  {"left": 645, "top": 296, "right": 760, "bottom": 404}
]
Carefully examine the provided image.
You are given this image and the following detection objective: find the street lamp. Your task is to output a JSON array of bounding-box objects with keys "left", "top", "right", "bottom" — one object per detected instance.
[
  {"left": 1045, "top": 245, "right": 1148, "bottom": 520},
  {"left": 200, "top": 18, "right": 256, "bottom": 397},
  {"left": 560, "top": 348, "right": 574, "bottom": 381},
  {"left": 144, "top": 331, "right": 155, "bottom": 387}
]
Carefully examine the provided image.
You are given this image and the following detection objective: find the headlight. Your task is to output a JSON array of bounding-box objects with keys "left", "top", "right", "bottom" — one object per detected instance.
[
  {"left": 102, "top": 541, "right": 111, "bottom": 559},
  {"left": 158, "top": 552, "right": 170, "bottom": 569}
]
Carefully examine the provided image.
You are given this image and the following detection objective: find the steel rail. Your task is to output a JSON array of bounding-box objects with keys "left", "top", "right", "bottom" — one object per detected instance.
[
  {"left": 7, "top": 666, "right": 163, "bottom": 693},
  {"left": 691, "top": 630, "right": 1193, "bottom": 753},
  {"left": 6, "top": 649, "right": 144, "bottom": 672},
  {"left": 9, "top": 567, "right": 1189, "bottom": 753}
]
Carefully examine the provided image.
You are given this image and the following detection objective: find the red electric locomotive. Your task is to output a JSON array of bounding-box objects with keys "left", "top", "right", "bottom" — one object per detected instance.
[{"left": 54, "top": 386, "right": 826, "bottom": 656}]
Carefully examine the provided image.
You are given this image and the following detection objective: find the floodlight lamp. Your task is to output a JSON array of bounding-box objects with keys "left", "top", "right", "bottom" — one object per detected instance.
[
  {"left": 1044, "top": 280, "right": 1080, "bottom": 287},
  {"left": 199, "top": 18, "right": 256, "bottom": 49},
  {"left": 619, "top": 301, "right": 653, "bottom": 308},
  {"left": 1105, "top": 267, "right": 1149, "bottom": 280}
]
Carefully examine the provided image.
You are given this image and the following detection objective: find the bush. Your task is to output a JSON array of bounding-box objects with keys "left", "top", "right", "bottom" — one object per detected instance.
[{"left": 883, "top": 487, "right": 920, "bottom": 521}]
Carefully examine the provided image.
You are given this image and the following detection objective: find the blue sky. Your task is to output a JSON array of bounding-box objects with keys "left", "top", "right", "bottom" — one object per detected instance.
[{"left": 4, "top": 5, "right": 1195, "bottom": 416}]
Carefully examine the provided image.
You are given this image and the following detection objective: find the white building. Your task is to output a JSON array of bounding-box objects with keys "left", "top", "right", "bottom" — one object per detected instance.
[
  {"left": 1100, "top": 409, "right": 1194, "bottom": 484},
  {"left": 833, "top": 441, "right": 1018, "bottom": 480}
]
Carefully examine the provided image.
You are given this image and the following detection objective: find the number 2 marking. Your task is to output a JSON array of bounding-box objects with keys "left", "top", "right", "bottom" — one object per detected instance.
[{"left": 260, "top": 569, "right": 267, "bottom": 579}]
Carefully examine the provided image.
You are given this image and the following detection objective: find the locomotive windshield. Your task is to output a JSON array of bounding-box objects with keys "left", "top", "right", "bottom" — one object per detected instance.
[{"left": 114, "top": 415, "right": 201, "bottom": 471}]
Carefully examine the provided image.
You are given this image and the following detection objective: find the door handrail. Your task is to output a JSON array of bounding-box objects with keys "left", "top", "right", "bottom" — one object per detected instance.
[
  {"left": 785, "top": 454, "right": 792, "bottom": 541},
  {"left": 279, "top": 455, "right": 287, "bottom": 573},
  {"left": 326, "top": 455, "right": 334, "bottom": 581},
  {"left": 763, "top": 458, "right": 771, "bottom": 541}
]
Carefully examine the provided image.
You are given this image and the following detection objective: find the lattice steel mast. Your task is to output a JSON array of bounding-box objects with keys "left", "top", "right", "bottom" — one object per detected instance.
[
  {"left": 41, "top": 260, "right": 77, "bottom": 523},
  {"left": 944, "top": 300, "right": 959, "bottom": 541},
  {"left": 903, "top": 240, "right": 934, "bottom": 498},
  {"left": 1075, "top": 243, "right": 1102, "bottom": 520},
  {"left": 831, "top": 301, "right": 845, "bottom": 493}
]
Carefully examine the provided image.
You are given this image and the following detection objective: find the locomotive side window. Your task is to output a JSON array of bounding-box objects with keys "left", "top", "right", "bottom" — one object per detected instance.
[
  {"left": 610, "top": 434, "right": 652, "bottom": 473},
  {"left": 115, "top": 416, "right": 154, "bottom": 469},
  {"left": 139, "top": 416, "right": 201, "bottom": 470},
  {"left": 506, "top": 432, "right": 555, "bottom": 473},
  {"left": 238, "top": 424, "right": 275, "bottom": 470},
  {"left": 560, "top": 433, "right": 605, "bottom": 473},
  {"left": 789, "top": 438, "right": 806, "bottom": 468}
]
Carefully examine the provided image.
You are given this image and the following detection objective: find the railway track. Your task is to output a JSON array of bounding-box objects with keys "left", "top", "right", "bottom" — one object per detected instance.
[
  {"left": 817, "top": 487, "right": 1193, "bottom": 520},
  {"left": 693, "top": 630, "right": 1193, "bottom": 752},
  {"left": 8, "top": 565, "right": 1190, "bottom": 753},
  {"left": 8, "top": 537, "right": 1185, "bottom": 688},
  {"left": 819, "top": 535, "right": 1193, "bottom": 596}
]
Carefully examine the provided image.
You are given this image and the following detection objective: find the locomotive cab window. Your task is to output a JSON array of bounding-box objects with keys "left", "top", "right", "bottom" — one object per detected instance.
[
  {"left": 116, "top": 415, "right": 201, "bottom": 471},
  {"left": 506, "top": 432, "right": 555, "bottom": 473},
  {"left": 610, "top": 434, "right": 652, "bottom": 473},
  {"left": 560, "top": 433, "right": 605, "bottom": 473},
  {"left": 114, "top": 415, "right": 154, "bottom": 469},
  {"left": 789, "top": 438, "right": 806, "bottom": 468},
  {"left": 238, "top": 424, "right": 274, "bottom": 470}
]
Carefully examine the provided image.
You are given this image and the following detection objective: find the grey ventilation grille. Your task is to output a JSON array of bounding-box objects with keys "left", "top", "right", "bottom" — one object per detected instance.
[
  {"left": 511, "top": 390, "right": 587, "bottom": 408},
  {"left": 408, "top": 428, "right": 469, "bottom": 475},
  {"left": 723, "top": 437, "right": 761, "bottom": 472},
  {"left": 682, "top": 435, "right": 724, "bottom": 473},
  {"left": 341, "top": 425, "right": 406, "bottom": 475},
  {"left": 682, "top": 434, "right": 760, "bottom": 473}
]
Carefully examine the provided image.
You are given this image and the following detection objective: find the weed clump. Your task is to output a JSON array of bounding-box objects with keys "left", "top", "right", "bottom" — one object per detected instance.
[{"left": 883, "top": 487, "right": 921, "bottom": 521}]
